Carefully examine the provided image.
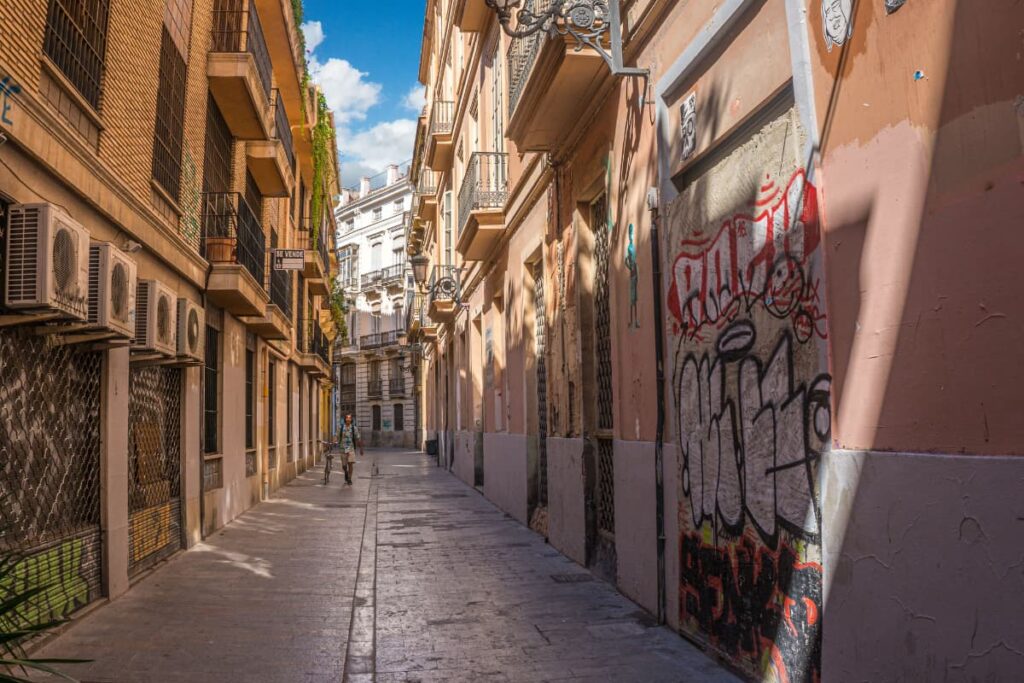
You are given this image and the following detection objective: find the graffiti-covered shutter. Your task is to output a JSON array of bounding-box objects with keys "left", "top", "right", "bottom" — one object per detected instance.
[
  {"left": 128, "top": 367, "right": 183, "bottom": 577},
  {"left": 0, "top": 328, "right": 104, "bottom": 625}
]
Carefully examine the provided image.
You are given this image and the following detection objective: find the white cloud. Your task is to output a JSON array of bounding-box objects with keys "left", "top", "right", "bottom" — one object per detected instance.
[
  {"left": 305, "top": 22, "right": 416, "bottom": 183},
  {"left": 300, "top": 20, "right": 325, "bottom": 53},
  {"left": 403, "top": 85, "right": 426, "bottom": 112}
]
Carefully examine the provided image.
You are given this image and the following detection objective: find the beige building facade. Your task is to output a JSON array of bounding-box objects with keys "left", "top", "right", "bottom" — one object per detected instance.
[
  {"left": 0, "top": 0, "right": 337, "bottom": 619},
  {"left": 409, "top": 0, "right": 1023, "bottom": 681}
]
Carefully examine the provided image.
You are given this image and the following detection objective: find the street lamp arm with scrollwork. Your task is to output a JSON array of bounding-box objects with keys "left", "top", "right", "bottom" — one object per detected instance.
[{"left": 485, "top": 0, "right": 648, "bottom": 78}]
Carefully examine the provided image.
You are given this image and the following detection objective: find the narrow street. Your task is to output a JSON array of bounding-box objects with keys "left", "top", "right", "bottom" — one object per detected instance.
[{"left": 32, "top": 450, "right": 738, "bottom": 683}]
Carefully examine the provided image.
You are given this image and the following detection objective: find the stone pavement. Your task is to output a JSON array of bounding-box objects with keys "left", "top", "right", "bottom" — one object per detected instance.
[{"left": 33, "top": 449, "right": 740, "bottom": 683}]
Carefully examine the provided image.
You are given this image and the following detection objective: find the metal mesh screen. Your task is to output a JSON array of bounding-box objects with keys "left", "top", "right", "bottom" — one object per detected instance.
[
  {"left": 593, "top": 196, "right": 615, "bottom": 536},
  {"left": 127, "top": 367, "right": 182, "bottom": 576},
  {"left": 0, "top": 327, "right": 103, "bottom": 624},
  {"left": 534, "top": 263, "right": 548, "bottom": 506}
]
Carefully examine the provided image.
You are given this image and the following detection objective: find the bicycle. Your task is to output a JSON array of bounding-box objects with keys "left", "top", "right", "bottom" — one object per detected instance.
[{"left": 321, "top": 439, "right": 337, "bottom": 485}]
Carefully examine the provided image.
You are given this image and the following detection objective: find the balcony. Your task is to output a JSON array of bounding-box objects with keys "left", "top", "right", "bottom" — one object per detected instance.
[
  {"left": 360, "top": 330, "right": 403, "bottom": 351},
  {"left": 246, "top": 90, "right": 295, "bottom": 196},
  {"left": 505, "top": 2, "right": 606, "bottom": 152},
  {"left": 297, "top": 319, "right": 330, "bottom": 376},
  {"left": 299, "top": 224, "right": 330, "bottom": 295},
  {"left": 389, "top": 377, "right": 406, "bottom": 397},
  {"left": 457, "top": 152, "right": 508, "bottom": 260},
  {"left": 415, "top": 169, "right": 438, "bottom": 222},
  {"left": 203, "top": 192, "right": 269, "bottom": 317},
  {"left": 454, "top": 0, "right": 490, "bottom": 32},
  {"left": 360, "top": 263, "right": 406, "bottom": 292},
  {"left": 406, "top": 292, "right": 426, "bottom": 336},
  {"left": 368, "top": 379, "right": 383, "bottom": 399},
  {"left": 425, "top": 101, "right": 454, "bottom": 171},
  {"left": 427, "top": 265, "right": 460, "bottom": 323},
  {"left": 242, "top": 233, "right": 292, "bottom": 340},
  {"left": 208, "top": 0, "right": 273, "bottom": 140}
]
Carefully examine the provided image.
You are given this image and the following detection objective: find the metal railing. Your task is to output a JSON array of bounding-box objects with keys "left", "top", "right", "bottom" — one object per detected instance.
[
  {"left": 417, "top": 169, "right": 437, "bottom": 196},
  {"left": 368, "top": 379, "right": 383, "bottom": 399},
  {"left": 506, "top": 0, "right": 555, "bottom": 118},
  {"left": 302, "top": 319, "right": 329, "bottom": 364},
  {"left": 269, "top": 259, "right": 292, "bottom": 317},
  {"left": 429, "top": 265, "right": 460, "bottom": 304},
  {"left": 360, "top": 330, "right": 401, "bottom": 350},
  {"left": 429, "top": 100, "right": 454, "bottom": 137},
  {"left": 273, "top": 90, "right": 295, "bottom": 170},
  {"left": 407, "top": 292, "right": 426, "bottom": 329},
  {"left": 211, "top": 0, "right": 272, "bottom": 98},
  {"left": 340, "top": 384, "right": 356, "bottom": 405},
  {"left": 202, "top": 192, "right": 266, "bottom": 287},
  {"left": 459, "top": 152, "right": 509, "bottom": 238},
  {"left": 389, "top": 377, "right": 405, "bottom": 397},
  {"left": 360, "top": 263, "right": 405, "bottom": 289}
]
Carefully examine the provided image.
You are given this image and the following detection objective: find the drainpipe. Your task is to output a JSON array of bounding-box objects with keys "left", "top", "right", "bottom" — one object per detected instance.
[
  {"left": 648, "top": 195, "right": 667, "bottom": 625},
  {"left": 199, "top": 262, "right": 213, "bottom": 541}
]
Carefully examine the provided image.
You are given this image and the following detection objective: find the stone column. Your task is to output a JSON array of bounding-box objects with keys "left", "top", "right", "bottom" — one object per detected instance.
[{"left": 180, "top": 365, "right": 202, "bottom": 547}]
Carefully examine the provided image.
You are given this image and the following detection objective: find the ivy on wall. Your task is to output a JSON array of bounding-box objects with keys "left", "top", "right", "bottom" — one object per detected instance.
[{"left": 310, "top": 93, "right": 333, "bottom": 245}]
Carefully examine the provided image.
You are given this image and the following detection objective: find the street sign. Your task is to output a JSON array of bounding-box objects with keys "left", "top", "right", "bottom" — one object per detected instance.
[{"left": 272, "top": 249, "right": 304, "bottom": 271}]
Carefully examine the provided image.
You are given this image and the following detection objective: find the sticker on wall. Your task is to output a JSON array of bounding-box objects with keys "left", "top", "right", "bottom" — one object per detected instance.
[
  {"left": 680, "top": 92, "right": 697, "bottom": 161},
  {"left": 822, "top": 0, "right": 854, "bottom": 51},
  {"left": 625, "top": 224, "right": 640, "bottom": 329}
]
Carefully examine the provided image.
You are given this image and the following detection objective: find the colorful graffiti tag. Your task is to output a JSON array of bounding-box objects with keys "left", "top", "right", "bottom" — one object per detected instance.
[
  {"left": 1, "top": 537, "right": 97, "bottom": 627},
  {"left": 667, "top": 123, "right": 828, "bottom": 683}
]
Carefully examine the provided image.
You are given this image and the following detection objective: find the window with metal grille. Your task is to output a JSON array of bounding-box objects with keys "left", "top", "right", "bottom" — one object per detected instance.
[
  {"left": 203, "top": 95, "right": 233, "bottom": 193},
  {"left": 372, "top": 405, "right": 382, "bottom": 431},
  {"left": 533, "top": 262, "right": 548, "bottom": 506},
  {"left": 268, "top": 359, "right": 277, "bottom": 459},
  {"left": 43, "top": 0, "right": 111, "bottom": 109},
  {"left": 245, "top": 348, "right": 254, "bottom": 450},
  {"left": 394, "top": 404, "right": 404, "bottom": 432},
  {"left": 204, "top": 325, "right": 220, "bottom": 453},
  {"left": 245, "top": 171, "right": 262, "bottom": 220},
  {"left": 203, "top": 458, "right": 223, "bottom": 490},
  {"left": 151, "top": 27, "right": 187, "bottom": 200},
  {"left": 592, "top": 195, "right": 615, "bottom": 536}
]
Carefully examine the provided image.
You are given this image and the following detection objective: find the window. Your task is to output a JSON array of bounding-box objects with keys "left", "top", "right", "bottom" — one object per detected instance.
[
  {"left": 345, "top": 219, "right": 354, "bottom": 232},
  {"left": 392, "top": 247, "right": 404, "bottom": 266},
  {"left": 393, "top": 199, "right": 403, "bottom": 215},
  {"left": 44, "top": 0, "right": 111, "bottom": 109},
  {"left": 287, "top": 366, "right": 293, "bottom": 444},
  {"left": 245, "top": 348, "right": 254, "bottom": 450},
  {"left": 394, "top": 404, "right": 404, "bottom": 432},
  {"left": 443, "top": 191, "right": 453, "bottom": 265},
  {"left": 491, "top": 41, "right": 504, "bottom": 152},
  {"left": 203, "top": 95, "right": 232, "bottom": 193},
  {"left": 372, "top": 405, "right": 382, "bottom": 431},
  {"left": 151, "top": 26, "right": 188, "bottom": 200},
  {"left": 203, "top": 325, "right": 220, "bottom": 454},
  {"left": 268, "top": 360, "right": 276, "bottom": 446},
  {"left": 372, "top": 207, "right": 382, "bottom": 221}
]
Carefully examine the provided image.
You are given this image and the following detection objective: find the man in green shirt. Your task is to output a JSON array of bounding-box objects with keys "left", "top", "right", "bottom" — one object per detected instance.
[{"left": 338, "top": 413, "right": 363, "bottom": 485}]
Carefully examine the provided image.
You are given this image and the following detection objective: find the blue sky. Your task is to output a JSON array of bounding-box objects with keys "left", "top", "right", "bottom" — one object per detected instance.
[{"left": 300, "top": 1, "right": 427, "bottom": 188}]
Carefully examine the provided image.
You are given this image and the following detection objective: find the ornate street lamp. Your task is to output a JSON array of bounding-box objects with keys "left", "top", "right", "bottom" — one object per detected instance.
[
  {"left": 411, "top": 254, "right": 430, "bottom": 287},
  {"left": 485, "top": 0, "right": 647, "bottom": 78}
]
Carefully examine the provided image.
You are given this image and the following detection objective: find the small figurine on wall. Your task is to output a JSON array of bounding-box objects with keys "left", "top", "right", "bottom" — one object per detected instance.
[{"left": 625, "top": 224, "right": 640, "bottom": 329}]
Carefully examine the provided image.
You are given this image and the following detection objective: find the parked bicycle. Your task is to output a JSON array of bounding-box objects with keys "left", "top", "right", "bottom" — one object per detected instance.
[{"left": 321, "top": 439, "right": 337, "bottom": 485}]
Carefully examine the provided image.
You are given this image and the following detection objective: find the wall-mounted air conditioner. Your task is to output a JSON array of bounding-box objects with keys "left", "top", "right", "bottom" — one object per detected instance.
[
  {"left": 133, "top": 279, "right": 177, "bottom": 356},
  {"left": 87, "top": 242, "right": 137, "bottom": 339},
  {"left": 3, "top": 203, "right": 91, "bottom": 321},
  {"left": 176, "top": 298, "right": 205, "bottom": 362}
]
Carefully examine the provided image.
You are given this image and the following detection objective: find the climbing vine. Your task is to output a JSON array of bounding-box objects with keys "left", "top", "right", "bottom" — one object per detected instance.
[
  {"left": 328, "top": 278, "right": 348, "bottom": 340},
  {"left": 310, "top": 92, "right": 333, "bottom": 245}
]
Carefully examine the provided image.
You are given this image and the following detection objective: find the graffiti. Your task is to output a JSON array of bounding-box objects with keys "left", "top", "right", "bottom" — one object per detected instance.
[
  {"left": 0, "top": 76, "right": 21, "bottom": 126},
  {"left": 556, "top": 241, "right": 566, "bottom": 313},
  {"left": 130, "top": 502, "right": 174, "bottom": 564},
  {"left": 485, "top": 327, "right": 494, "bottom": 387},
  {"left": 2, "top": 538, "right": 95, "bottom": 626},
  {"left": 667, "top": 170, "right": 826, "bottom": 345},
  {"left": 822, "top": 0, "right": 854, "bottom": 51},
  {"left": 680, "top": 532, "right": 822, "bottom": 683},
  {"left": 884, "top": 0, "right": 906, "bottom": 13},
  {"left": 676, "top": 322, "right": 830, "bottom": 542},
  {"left": 179, "top": 149, "right": 202, "bottom": 248},
  {"left": 680, "top": 92, "right": 697, "bottom": 160},
  {"left": 625, "top": 224, "right": 640, "bottom": 328}
]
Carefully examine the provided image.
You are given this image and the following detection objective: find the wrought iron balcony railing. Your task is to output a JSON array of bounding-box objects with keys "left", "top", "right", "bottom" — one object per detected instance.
[
  {"left": 360, "top": 330, "right": 401, "bottom": 350},
  {"left": 406, "top": 291, "right": 426, "bottom": 329},
  {"left": 269, "top": 258, "right": 292, "bottom": 317},
  {"left": 202, "top": 192, "right": 266, "bottom": 287},
  {"left": 360, "top": 263, "right": 406, "bottom": 289},
  {"left": 211, "top": 0, "right": 272, "bottom": 99},
  {"left": 389, "top": 377, "right": 405, "bottom": 397},
  {"left": 417, "top": 169, "right": 438, "bottom": 196},
  {"left": 506, "top": 0, "right": 555, "bottom": 118},
  {"left": 429, "top": 100, "right": 454, "bottom": 137},
  {"left": 429, "top": 265, "right": 460, "bottom": 304},
  {"left": 340, "top": 384, "right": 356, "bottom": 404},
  {"left": 273, "top": 89, "right": 295, "bottom": 170},
  {"left": 368, "top": 379, "right": 383, "bottom": 399},
  {"left": 303, "top": 319, "right": 329, "bottom": 364},
  {"left": 458, "top": 152, "right": 509, "bottom": 238}
]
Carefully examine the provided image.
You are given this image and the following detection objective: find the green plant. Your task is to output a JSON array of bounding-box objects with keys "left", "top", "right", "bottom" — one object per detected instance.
[
  {"left": 328, "top": 278, "right": 348, "bottom": 340},
  {"left": 0, "top": 550, "right": 88, "bottom": 683},
  {"left": 310, "top": 93, "right": 334, "bottom": 246}
]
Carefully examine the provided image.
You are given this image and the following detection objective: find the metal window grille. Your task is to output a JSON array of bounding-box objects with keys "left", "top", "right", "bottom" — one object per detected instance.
[
  {"left": 204, "top": 326, "right": 219, "bottom": 454},
  {"left": 203, "top": 458, "right": 223, "bottom": 490},
  {"left": 593, "top": 195, "right": 615, "bottom": 536},
  {"left": 273, "top": 91, "right": 295, "bottom": 170},
  {"left": 246, "top": 451, "right": 259, "bottom": 476},
  {"left": 203, "top": 94, "right": 233, "bottom": 193},
  {"left": 127, "top": 367, "right": 183, "bottom": 576},
  {"left": 0, "top": 328, "right": 103, "bottom": 625},
  {"left": 394, "top": 404, "right": 404, "bottom": 431},
  {"left": 372, "top": 405, "right": 382, "bottom": 431},
  {"left": 151, "top": 27, "right": 187, "bottom": 201},
  {"left": 534, "top": 263, "right": 548, "bottom": 506},
  {"left": 43, "top": 0, "right": 111, "bottom": 109}
]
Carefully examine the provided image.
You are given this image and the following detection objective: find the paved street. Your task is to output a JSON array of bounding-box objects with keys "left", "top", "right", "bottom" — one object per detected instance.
[{"left": 34, "top": 450, "right": 739, "bottom": 683}]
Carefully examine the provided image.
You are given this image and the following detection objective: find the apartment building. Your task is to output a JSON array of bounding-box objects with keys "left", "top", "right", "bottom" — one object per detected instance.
[
  {"left": 0, "top": 0, "right": 338, "bottom": 620},
  {"left": 333, "top": 166, "right": 419, "bottom": 448},
  {"left": 408, "top": 0, "right": 1023, "bottom": 680}
]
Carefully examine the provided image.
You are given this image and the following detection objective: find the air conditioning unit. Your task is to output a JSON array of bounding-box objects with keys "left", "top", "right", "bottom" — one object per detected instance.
[
  {"left": 133, "top": 279, "right": 177, "bottom": 356},
  {"left": 176, "top": 298, "right": 205, "bottom": 362},
  {"left": 3, "top": 203, "right": 91, "bottom": 321},
  {"left": 87, "top": 242, "right": 137, "bottom": 339}
]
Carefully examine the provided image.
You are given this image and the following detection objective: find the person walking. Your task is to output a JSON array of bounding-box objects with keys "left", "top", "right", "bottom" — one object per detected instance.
[{"left": 338, "top": 414, "right": 363, "bottom": 485}]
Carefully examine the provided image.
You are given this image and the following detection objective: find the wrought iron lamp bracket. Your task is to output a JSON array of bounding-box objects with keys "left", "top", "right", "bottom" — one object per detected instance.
[{"left": 486, "top": 0, "right": 649, "bottom": 79}]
